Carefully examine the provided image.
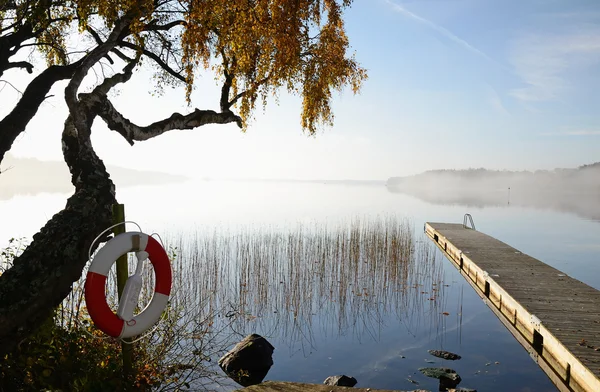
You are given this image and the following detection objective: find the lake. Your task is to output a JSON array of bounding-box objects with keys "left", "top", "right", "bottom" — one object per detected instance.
[{"left": 2, "top": 179, "right": 599, "bottom": 391}]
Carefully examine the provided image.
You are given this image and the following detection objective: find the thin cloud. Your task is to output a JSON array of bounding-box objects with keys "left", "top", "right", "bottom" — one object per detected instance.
[
  {"left": 564, "top": 130, "right": 600, "bottom": 136},
  {"left": 510, "top": 28, "right": 600, "bottom": 102},
  {"left": 385, "top": 0, "right": 498, "bottom": 65},
  {"left": 540, "top": 129, "right": 600, "bottom": 136},
  {"left": 486, "top": 85, "right": 510, "bottom": 116}
]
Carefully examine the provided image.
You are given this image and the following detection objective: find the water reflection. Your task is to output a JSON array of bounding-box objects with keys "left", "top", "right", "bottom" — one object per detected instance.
[
  {"left": 387, "top": 186, "right": 600, "bottom": 222},
  {"left": 4, "top": 177, "right": 574, "bottom": 390},
  {"left": 169, "top": 217, "right": 448, "bottom": 359},
  {"left": 0, "top": 153, "right": 187, "bottom": 200},
  {"left": 50, "top": 203, "right": 560, "bottom": 390}
]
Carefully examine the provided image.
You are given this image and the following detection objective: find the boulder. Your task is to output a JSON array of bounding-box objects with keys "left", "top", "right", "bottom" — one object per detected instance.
[
  {"left": 418, "top": 367, "right": 461, "bottom": 389},
  {"left": 440, "top": 377, "right": 462, "bottom": 390},
  {"left": 218, "top": 334, "right": 274, "bottom": 387},
  {"left": 323, "top": 375, "right": 358, "bottom": 387},
  {"left": 427, "top": 350, "right": 461, "bottom": 360},
  {"left": 419, "top": 367, "right": 460, "bottom": 381}
]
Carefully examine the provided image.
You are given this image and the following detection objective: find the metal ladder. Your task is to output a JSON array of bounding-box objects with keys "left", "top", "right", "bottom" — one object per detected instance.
[{"left": 463, "top": 213, "right": 476, "bottom": 230}]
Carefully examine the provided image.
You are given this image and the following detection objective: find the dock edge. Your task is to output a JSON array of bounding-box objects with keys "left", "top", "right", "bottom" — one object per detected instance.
[{"left": 425, "top": 222, "right": 600, "bottom": 392}]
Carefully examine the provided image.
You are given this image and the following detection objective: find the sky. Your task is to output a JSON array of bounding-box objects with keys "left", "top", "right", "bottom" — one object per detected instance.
[{"left": 2, "top": 0, "right": 600, "bottom": 180}]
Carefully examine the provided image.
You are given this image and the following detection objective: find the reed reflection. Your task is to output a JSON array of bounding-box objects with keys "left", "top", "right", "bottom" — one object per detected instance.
[{"left": 170, "top": 216, "right": 447, "bottom": 354}]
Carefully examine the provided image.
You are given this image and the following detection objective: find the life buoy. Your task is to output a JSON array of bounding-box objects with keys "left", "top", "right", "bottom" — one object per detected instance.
[{"left": 84, "top": 232, "right": 172, "bottom": 338}]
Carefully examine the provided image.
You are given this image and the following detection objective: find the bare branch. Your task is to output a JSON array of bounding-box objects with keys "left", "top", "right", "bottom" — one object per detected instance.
[
  {"left": 0, "top": 165, "right": 14, "bottom": 175},
  {"left": 4, "top": 60, "right": 34, "bottom": 73},
  {"left": 65, "top": 14, "right": 135, "bottom": 137},
  {"left": 0, "top": 60, "right": 83, "bottom": 163},
  {"left": 219, "top": 49, "right": 236, "bottom": 112},
  {"left": 85, "top": 26, "right": 104, "bottom": 45},
  {"left": 217, "top": 48, "right": 271, "bottom": 110},
  {"left": 116, "top": 18, "right": 185, "bottom": 43},
  {"left": 0, "top": 23, "right": 35, "bottom": 76},
  {"left": 111, "top": 47, "right": 134, "bottom": 62},
  {"left": 220, "top": 69, "right": 234, "bottom": 112},
  {"left": 30, "top": 16, "right": 73, "bottom": 37},
  {"left": 227, "top": 75, "right": 271, "bottom": 108},
  {"left": 118, "top": 40, "right": 185, "bottom": 82},
  {"left": 85, "top": 27, "right": 115, "bottom": 65},
  {"left": 65, "top": 15, "right": 135, "bottom": 105},
  {"left": 144, "top": 19, "right": 186, "bottom": 32},
  {"left": 0, "top": 79, "right": 23, "bottom": 95},
  {"left": 87, "top": 28, "right": 135, "bottom": 63},
  {"left": 88, "top": 55, "right": 140, "bottom": 97},
  {"left": 96, "top": 100, "right": 242, "bottom": 146}
]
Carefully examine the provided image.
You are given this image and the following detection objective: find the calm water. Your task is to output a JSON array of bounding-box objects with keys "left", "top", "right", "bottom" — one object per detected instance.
[{"left": 2, "top": 180, "right": 600, "bottom": 392}]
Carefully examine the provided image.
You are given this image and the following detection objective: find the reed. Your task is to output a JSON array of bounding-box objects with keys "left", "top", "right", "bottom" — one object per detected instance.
[
  {"left": 54, "top": 215, "right": 443, "bottom": 390},
  {"left": 161, "top": 216, "right": 444, "bottom": 366}
]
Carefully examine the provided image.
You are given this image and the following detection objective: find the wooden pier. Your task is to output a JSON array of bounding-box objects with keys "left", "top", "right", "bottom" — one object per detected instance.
[{"left": 426, "top": 222, "right": 600, "bottom": 392}]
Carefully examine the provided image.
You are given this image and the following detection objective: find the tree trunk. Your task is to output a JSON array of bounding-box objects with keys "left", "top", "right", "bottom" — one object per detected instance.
[
  {"left": 0, "top": 12, "right": 242, "bottom": 352},
  {"left": 0, "top": 115, "right": 116, "bottom": 356}
]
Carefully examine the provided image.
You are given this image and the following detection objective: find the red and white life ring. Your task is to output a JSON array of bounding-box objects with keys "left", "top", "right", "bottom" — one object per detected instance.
[{"left": 84, "top": 232, "right": 172, "bottom": 338}]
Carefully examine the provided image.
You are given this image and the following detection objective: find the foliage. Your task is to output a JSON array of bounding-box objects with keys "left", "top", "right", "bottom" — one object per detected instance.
[
  {"left": 0, "top": 238, "right": 122, "bottom": 390},
  {"left": 1, "top": 0, "right": 367, "bottom": 370},
  {"left": 0, "top": 237, "right": 27, "bottom": 276},
  {"left": 1, "top": 312, "right": 127, "bottom": 392},
  {"left": 181, "top": 0, "right": 367, "bottom": 131},
  {"left": 0, "top": 309, "right": 198, "bottom": 391},
  {"left": 0, "top": 215, "right": 438, "bottom": 391},
  {"left": 1, "top": 0, "right": 367, "bottom": 132},
  {"left": 0, "top": 241, "right": 231, "bottom": 391},
  {"left": 0, "top": 239, "right": 142, "bottom": 391},
  {"left": 0, "top": 0, "right": 366, "bottom": 362}
]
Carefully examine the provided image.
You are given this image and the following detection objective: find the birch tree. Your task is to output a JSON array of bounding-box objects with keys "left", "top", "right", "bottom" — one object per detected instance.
[{"left": 0, "top": 0, "right": 366, "bottom": 354}]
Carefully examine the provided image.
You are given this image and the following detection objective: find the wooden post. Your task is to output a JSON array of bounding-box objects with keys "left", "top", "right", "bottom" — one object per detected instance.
[{"left": 112, "top": 204, "right": 134, "bottom": 386}]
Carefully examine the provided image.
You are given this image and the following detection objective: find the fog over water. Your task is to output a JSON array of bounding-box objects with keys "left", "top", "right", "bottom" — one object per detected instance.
[
  {"left": 387, "top": 163, "right": 600, "bottom": 222},
  {"left": 4, "top": 154, "right": 598, "bottom": 222},
  {"left": 2, "top": 166, "right": 599, "bottom": 390},
  {"left": 0, "top": 153, "right": 187, "bottom": 200}
]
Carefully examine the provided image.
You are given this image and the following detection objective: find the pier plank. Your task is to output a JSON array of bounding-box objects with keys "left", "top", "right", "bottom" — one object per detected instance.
[{"left": 426, "top": 222, "right": 600, "bottom": 392}]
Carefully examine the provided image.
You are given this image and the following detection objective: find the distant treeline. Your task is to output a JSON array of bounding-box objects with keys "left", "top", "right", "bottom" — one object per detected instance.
[
  {"left": 387, "top": 162, "right": 600, "bottom": 193},
  {"left": 0, "top": 154, "right": 187, "bottom": 199},
  {"left": 386, "top": 162, "right": 600, "bottom": 221}
]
